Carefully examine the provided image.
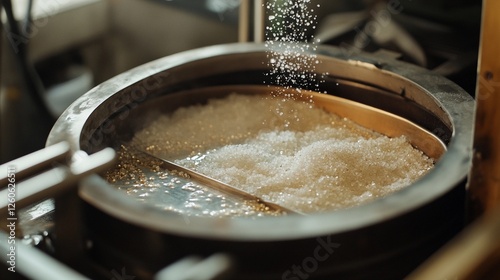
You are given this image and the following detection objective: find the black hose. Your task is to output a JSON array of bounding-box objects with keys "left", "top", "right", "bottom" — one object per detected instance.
[{"left": 1, "top": 0, "right": 53, "bottom": 120}]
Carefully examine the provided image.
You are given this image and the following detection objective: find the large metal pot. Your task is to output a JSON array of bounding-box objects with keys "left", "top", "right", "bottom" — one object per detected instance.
[{"left": 47, "top": 43, "right": 474, "bottom": 279}]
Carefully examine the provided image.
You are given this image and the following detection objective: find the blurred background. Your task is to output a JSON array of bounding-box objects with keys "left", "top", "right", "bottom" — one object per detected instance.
[{"left": 0, "top": 0, "right": 481, "bottom": 163}]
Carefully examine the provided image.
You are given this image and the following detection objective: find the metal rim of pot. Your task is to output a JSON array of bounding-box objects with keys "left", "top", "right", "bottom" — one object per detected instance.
[{"left": 47, "top": 42, "right": 474, "bottom": 241}]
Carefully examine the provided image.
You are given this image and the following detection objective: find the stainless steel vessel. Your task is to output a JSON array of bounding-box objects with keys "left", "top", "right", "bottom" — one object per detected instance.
[{"left": 47, "top": 43, "right": 474, "bottom": 279}]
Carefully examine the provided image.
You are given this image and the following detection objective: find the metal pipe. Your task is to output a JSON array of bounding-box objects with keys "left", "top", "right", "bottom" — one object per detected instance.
[
  {"left": 238, "top": 0, "right": 250, "bottom": 42},
  {"left": 0, "top": 144, "right": 116, "bottom": 212},
  {"left": 238, "top": 0, "right": 265, "bottom": 42},
  {"left": 253, "top": 0, "right": 265, "bottom": 42},
  {"left": 0, "top": 144, "right": 115, "bottom": 277}
]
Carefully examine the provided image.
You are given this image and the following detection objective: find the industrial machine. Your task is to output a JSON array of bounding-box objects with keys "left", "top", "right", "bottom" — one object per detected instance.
[{"left": 2, "top": 0, "right": 498, "bottom": 279}]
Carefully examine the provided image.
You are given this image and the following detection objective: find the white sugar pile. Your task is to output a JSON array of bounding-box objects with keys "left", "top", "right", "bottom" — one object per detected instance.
[{"left": 132, "top": 94, "right": 433, "bottom": 213}]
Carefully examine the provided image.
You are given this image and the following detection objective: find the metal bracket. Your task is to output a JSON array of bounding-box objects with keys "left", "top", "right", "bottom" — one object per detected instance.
[{"left": 0, "top": 141, "right": 116, "bottom": 279}]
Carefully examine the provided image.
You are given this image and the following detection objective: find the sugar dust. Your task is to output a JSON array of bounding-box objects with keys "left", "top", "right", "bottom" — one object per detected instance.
[{"left": 264, "top": 0, "right": 324, "bottom": 96}]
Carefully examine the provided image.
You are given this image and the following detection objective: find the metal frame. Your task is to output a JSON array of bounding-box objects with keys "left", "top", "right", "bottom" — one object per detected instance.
[{"left": 0, "top": 142, "right": 116, "bottom": 279}]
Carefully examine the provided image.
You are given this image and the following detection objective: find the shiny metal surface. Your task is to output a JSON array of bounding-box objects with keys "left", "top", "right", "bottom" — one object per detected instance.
[
  {"left": 47, "top": 43, "right": 474, "bottom": 279},
  {"left": 137, "top": 148, "right": 301, "bottom": 215},
  {"left": 0, "top": 141, "right": 70, "bottom": 187}
]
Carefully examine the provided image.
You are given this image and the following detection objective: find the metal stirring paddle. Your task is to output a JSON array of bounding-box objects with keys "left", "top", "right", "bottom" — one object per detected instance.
[{"left": 135, "top": 148, "right": 303, "bottom": 216}]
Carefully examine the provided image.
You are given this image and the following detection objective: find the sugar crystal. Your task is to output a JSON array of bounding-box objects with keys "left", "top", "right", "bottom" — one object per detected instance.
[{"left": 128, "top": 94, "right": 433, "bottom": 213}]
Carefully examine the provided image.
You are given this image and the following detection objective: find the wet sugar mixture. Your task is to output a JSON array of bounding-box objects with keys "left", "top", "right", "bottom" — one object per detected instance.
[
  {"left": 106, "top": 145, "right": 285, "bottom": 218},
  {"left": 124, "top": 93, "right": 434, "bottom": 213}
]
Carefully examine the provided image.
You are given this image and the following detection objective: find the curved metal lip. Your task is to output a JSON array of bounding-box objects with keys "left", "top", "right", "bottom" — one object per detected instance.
[{"left": 47, "top": 42, "right": 474, "bottom": 241}]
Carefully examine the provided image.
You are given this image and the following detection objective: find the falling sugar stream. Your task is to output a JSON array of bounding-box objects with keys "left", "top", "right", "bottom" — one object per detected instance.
[
  {"left": 264, "top": 0, "right": 324, "bottom": 94},
  {"left": 263, "top": 0, "right": 326, "bottom": 128}
]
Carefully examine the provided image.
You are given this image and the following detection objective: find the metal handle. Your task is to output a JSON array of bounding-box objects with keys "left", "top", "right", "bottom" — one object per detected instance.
[
  {"left": 0, "top": 142, "right": 116, "bottom": 212},
  {"left": 0, "top": 142, "right": 116, "bottom": 279}
]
